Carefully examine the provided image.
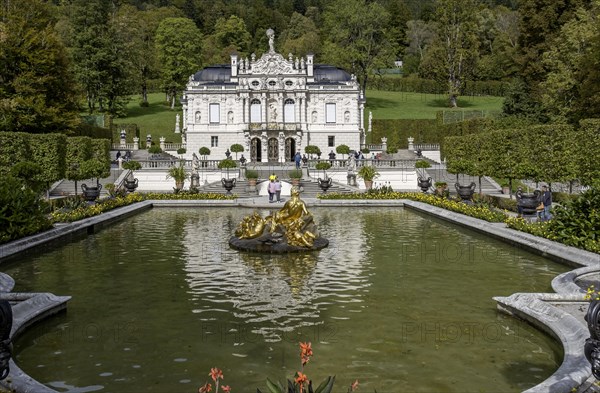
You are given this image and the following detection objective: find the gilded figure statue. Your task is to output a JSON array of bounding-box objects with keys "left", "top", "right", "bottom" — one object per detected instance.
[{"left": 231, "top": 186, "right": 322, "bottom": 251}]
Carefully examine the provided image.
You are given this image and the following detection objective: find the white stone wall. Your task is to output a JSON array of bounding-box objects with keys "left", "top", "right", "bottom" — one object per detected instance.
[{"left": 308, "top": 169, "right": 420, "bottom": 191}]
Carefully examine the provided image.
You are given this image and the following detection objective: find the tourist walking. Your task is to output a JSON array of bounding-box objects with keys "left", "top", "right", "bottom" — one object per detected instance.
[
  {"left": 294, "top": 151, "right": 302, "bottom": 169},
  {"left": 274, "top": 177, "right": 282, "bottom": 202},
  {"left": 268, "top": 178, "right": 276, "bottom": 203},
  {"left": 540, "top": 185, "right": 553, "bottom": 221}
]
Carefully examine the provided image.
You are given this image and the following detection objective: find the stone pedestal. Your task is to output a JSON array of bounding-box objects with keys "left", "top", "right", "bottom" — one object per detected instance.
[
  {"left": 191, "top": 173, "right": 199, "bottom": 189},
  {"left": 408, "top": 137, "right": 414, "bottom": 151},
  {"left": 347, "top": 173, "right": 357, "bottom": 186},
  {"left": 133, "top": 137, "right": 139, "bottom": 151}
]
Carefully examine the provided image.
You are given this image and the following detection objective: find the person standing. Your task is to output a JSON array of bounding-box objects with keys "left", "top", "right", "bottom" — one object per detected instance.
[
  {"left": 268, "top": 178, "right": 276, "bottom": 203},
  {"left": 294, "top": 151, "right": 302, "bottom": 169},
  {"left": 328, "top": 150, "right": 336, "bottom": 165},
  {"left": 274, "top": 177, "right": 282, "bottom": 202},
  {"left": 541, "top": 185, "right": 553, "bottom": 221}
]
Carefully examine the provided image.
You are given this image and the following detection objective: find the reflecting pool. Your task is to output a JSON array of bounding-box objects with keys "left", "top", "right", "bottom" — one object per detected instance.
[{"left": 3, "top": 207, "right": 568, "bottom": 392}]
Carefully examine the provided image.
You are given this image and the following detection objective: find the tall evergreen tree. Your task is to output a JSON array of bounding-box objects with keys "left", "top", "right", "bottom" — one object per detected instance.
[{"left": 0, "top": 0, "right": 80, "bottom": 133}]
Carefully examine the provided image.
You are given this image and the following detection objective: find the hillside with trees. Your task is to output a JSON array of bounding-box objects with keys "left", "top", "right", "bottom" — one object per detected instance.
[{"left": 0, "top": 0, "right": 598, "bottom": 125}]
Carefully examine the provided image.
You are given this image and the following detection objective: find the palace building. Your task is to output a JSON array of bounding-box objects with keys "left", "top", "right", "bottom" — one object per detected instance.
[{"left": 181, "top": 29, "right": 365, "bottom": 163}]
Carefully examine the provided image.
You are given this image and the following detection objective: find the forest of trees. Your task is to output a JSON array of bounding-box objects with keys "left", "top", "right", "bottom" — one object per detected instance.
[{"left": 1, "top": 0, "right": 599, "bottom": 133}]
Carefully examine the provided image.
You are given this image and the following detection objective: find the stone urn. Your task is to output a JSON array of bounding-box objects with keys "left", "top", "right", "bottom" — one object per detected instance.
[
  {"left": 455, "top": 182, "right": 476, "bottom": 203},
  {"left": 516, "top": 189, "right": 541, "bottom": 216},
  {"left": 585, "top": 300, "right": 600, "bottom": 380},
  {"left": 81, "top": 183, "right": 102, "bottom": 202},
  {"left": 124, "top": 178, "right": 138, "bottom": 193},
  {"left": 221, "top": 178, "right": 236, "bottom": 195},
  {"left": 417, "top": 176, "right": 432, "bottom": 193},
  {"left": 317, "top": 177, "right": 332, "bottom": 193}
]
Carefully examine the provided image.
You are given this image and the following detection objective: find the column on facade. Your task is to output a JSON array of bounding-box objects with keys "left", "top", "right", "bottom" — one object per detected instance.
[
  {"left": 295, "top": 132, "right": 303, "bottom": 155},
  {"left": 261, "top": 131, "right": 268, "bottom": 163},
  {"left": 278, "top": 131, "right": 285, "bottom": 163},
  {"left": 262, "top": 93, "right": 267, "bottom": 126}
]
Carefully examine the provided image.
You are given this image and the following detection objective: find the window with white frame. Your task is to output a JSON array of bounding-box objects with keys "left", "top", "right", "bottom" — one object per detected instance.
[
  {"left": 250, "top": 99, "right": 262, "bottom": 123},
  {"left": 211, "top": 136, "right": 218, "bottom": 147},
  {"left": 284, "top": 99, "right": 295, "bottom": 123},
  {"left": 209, "top": 103, "right": 220, "bottom": 124},
  {"left": 326, "top": 103, "right": 336, "bottom": 123}
]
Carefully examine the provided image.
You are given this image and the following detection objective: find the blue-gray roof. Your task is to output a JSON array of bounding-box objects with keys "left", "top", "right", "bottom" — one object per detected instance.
[
  {"left": 193, "top": 65, "right": 231, "bottom": 82},
  {"left": 193, "top": 64, "right": 351, "bottom": 83}
]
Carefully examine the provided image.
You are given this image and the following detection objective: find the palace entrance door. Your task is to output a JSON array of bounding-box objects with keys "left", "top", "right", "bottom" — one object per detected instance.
[
  {"left": 267, "top": 138, "right": 278, "bottom": 162},
  {"left": 251, "top": 138, "right": 261, "bottom": 162},
  {"left": 285, "top": 138, "right": 296, "bottom": 162}
]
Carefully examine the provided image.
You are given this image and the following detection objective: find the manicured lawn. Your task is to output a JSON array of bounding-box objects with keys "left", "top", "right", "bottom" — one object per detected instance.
[
  {"left": 112, "top": 90, "right": 504, "bottom": 140},
  {"left": 114, "top": 92, "right": 183, "bottom": 143},
  {"left": 365, "top": 90, "right": 504, "bottom": 119}
]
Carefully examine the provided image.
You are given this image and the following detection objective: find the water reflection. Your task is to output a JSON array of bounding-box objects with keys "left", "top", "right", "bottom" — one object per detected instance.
[{"left": 180, "top": 208, "right": 372, "bottom": 342}]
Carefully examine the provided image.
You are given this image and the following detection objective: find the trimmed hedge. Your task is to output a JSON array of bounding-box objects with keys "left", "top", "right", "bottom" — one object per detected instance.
[
  {"left": 112, "top": 123, "right": 140, "bottom": 143},
  {"left": 29, "top": 133, "right": 67, "bottom": 185},
  {"left": 74, "top": 123, "right": 112, "bottom": 140},
  {"left": 0, "top": 132, "right": 31, "bottom": 176}
]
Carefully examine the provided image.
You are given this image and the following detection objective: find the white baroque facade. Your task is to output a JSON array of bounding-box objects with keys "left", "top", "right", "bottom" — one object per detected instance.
[{"left": 181, "top": 30, "right": 365, "bottom": 163}]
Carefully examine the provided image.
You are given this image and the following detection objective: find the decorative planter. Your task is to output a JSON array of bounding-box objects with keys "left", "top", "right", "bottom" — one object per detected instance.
[
  {"left": 291, "top": 178, "right": 301, "bottom": 186},
  {"left": 81, "top": 183, "right": 102, "bottom": 202},
  {"left": 516, "top": 189, "right": 541, "bottom": 216},
  {"left": 175, "top": 181, "right": 184, "bottom": 190},
  {"left": 124, "top": 178, "right": 138, "bottom": 193},
  {"left": 585, "top": 300, "right": 600, "bottom": 379},
  {"left": 502, "top": 186, "right": 510, "bottom": 195},
  {"left": 455, "top": 182, "right": 476, "bottom": 203},
  {"left": 247, "top": 178, "right": 257, "bottom": 187},
  {"left": 364, "top": 180, "right": 373, "bottom": 190},
  {"left": 221, "top": 178, "right": 236, "bottom": 195},
  {"left": 417, "top": 176, "right": 432, "bottom": 193},
  {"left": 317, "top": 177, "right": 332, "bottom": 193}
]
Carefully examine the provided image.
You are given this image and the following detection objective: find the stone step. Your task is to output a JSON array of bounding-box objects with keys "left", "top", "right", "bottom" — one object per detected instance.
[{"left": 49, "top": 169, "right": 124, "bottom": 197}]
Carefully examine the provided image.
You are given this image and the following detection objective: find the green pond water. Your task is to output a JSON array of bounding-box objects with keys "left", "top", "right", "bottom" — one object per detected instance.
[{"left": 3, "top": 207, "right": 568, "bottom": 392}]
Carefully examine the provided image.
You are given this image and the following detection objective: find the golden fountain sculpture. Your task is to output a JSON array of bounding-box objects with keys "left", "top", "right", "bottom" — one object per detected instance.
[{"left": 229, "top": 186, "right": 329, "bottom": 253}]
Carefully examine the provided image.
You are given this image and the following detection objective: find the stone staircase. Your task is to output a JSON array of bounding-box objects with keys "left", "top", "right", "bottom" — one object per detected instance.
[
  {"left": 422, "top": 164, "right": 500, "bottom": 194},
  {"left": 49, "top": 168, "right": 124, "bottom": 198},
  {"left": 198, "top": 176, "right": 358, "bottom": 198}
]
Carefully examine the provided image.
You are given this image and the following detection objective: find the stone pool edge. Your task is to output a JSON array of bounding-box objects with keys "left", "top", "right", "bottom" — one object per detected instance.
[
  {"left": 402, "top": 199, "right": 600, "bottom": 393},
  {"left": 1, "top": 198, "right": 599, "bottom": 393}
]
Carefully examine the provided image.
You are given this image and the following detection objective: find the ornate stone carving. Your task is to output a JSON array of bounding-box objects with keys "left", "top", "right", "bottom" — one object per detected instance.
[{"left": 251, "top": 53, "right": 295, "bottom": 75}]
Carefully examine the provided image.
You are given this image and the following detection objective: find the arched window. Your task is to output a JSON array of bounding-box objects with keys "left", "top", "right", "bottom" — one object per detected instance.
[
  {"left": 284, "top": 99, "right": 295, "bottom": 123},
  {"left": 250, "top": 99, "right": 262, "bottom": 123}
]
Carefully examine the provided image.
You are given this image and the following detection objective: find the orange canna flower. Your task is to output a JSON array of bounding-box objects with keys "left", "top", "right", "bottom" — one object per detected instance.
[
  {"left": 221, "top": 386, "right": 231, "bottom": 393},
  {"left": 295, "top": 371, "right": 308, "bottom": 392},
  {"left": 299, "top": 342, "right": 313, "bottom": 358},
  {"left": 199, "top": 382, "right": 212, "bottom": 393},
  {"left": 209, "top": 368, "right": 223, "bottom": 382}
]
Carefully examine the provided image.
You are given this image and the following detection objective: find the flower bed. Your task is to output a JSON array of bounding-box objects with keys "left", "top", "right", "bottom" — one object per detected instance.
[
  {"left": 50, "top": 191, "right": 236, "bottom": 223},
  {"left": 318, "top": 191, "right": 507, "bottom": 223},
  {"left": 143, "top": 192, "right": 237, "bottom": 200},
  {"left": 51, "top": 193, "right": 144, "bottom": 223}
]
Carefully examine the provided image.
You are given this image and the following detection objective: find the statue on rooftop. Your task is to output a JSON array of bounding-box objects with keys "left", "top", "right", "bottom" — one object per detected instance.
[{"left": 267, "top": 28, "right": 275, "bottom": 53}]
